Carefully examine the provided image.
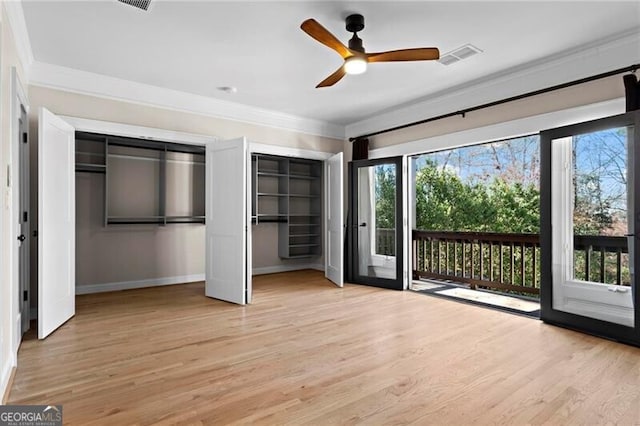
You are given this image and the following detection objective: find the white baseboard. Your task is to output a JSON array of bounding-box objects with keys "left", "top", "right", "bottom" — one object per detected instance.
[
  {"left": 75, "top": 274, "right": 205, "bottom": 295},
  {"left": 14, "top": 314, "right": 21, "bottom": 352},
  {"left": 1, "top": 353, "right": 16, "bottom": 404},
  {"left": 309, "top": 263, "right": 324, "bottom": 272},
  {"left": 252, "top": 263, "right": 325, "bottom": 276}
]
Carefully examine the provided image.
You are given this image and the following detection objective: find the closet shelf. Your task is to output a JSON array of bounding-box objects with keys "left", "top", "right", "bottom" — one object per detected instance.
[
  {"left": 76, "top": 163, "right": 106, "bottom": 173},
  {"left": 289, "top": 174, "right": 318, "bottom": 180},
  {"left": 257, "top": 193, "right": 288, "bottom": 197},
  {"left": 257, "top": 171, "right": 288, "bottom": 178},
  {"left": 289, "top": 234, "right": 320, "bottom": 238},
  {"left": 289, "top": 194, "right": 320, "bottom": 198}
]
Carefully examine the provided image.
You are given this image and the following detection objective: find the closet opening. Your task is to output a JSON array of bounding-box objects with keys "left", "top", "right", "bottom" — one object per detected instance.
[
  {"left": 250, "top": 154, "right": 324, "bottom": 276},
  {"left": 73, "top": 131, "right": 206, "bottom": 296}
]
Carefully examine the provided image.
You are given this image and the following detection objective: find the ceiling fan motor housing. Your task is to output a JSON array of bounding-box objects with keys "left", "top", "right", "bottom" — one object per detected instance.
[
  {"left": 345, "top": 14, "right": 365, "bottom": 33},
  {"left": 346, "top": 14, "right": 365, "bottom": 53}
]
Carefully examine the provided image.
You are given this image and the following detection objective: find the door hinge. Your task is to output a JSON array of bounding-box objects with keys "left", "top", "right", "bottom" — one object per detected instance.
[
  {"left": 22, "top": 132, "right": 28, "bottom": 143},
  {"left": 23, "top": 290, "right": 28, "bottom": 301},
  {"left": 23, "top": 211, "right": 28, "bottom": 222}
]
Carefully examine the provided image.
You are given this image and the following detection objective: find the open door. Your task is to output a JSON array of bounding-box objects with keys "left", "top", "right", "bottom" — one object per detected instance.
[
  {"left": 347, "top": 157, "right": 404, "bottom": 290},
  {"left": 18, "top": 104, "right": 30, "bottom": 338},
  {"left": 205, "top": 137, "right": 251, "bottom": 304},
  {"left": 540, "top": 111, "right": 640, "bottom": 345},
  {"left": 38, "top": 107, "right": 75, "bottom": 339},
  {"left": 325, "top": 152, "right": 344, "bottom": 287}
]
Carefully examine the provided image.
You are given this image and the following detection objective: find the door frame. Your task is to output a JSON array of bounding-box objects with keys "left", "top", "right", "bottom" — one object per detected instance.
[
  {"left": 10, "top": 67, "right": 29, "bottom": 353},
  {"left": 540, "top": 110, "right": 640, "bottom": 345},
  {"left": 347, "top": 156, "right": 405, "bottom": 290},
  {"left": 249, "top": 142, "right": 333, "bottom": 279},
  {"left": 54, "top": 117, "right": 214, "bottom": 289}
]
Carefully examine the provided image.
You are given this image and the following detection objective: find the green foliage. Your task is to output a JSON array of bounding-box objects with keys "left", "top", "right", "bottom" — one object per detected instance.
[
  {"left": 374, "top": 166, "right": 396, "bottom": 229},
  {"left": 414, "top": 159, "right": 540, "bottom": 233}
]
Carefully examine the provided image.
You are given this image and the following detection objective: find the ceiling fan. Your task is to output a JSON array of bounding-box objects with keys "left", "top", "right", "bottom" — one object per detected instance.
[{"left": 301, "top": 14, "right": 440, "bottom": 88}]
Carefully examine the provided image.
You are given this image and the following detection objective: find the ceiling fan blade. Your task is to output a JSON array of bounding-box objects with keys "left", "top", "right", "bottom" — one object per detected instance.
[
  {"left": 367, "top": 48, "right": 440, "bottom": 63},
  {"left": 301, "top": 19, "right": 352, "bottom": 58},
  {"left": 316, "top": 66, "right": 347, "bottom": 88}
]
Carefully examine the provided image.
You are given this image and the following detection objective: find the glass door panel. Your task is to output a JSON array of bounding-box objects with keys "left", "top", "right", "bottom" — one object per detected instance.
[
  {"left": 541, "top": 111, "right": 640, "bottom": 345},
  {"left": 349, "top": 157, "right": 404, "bottom": 289}
]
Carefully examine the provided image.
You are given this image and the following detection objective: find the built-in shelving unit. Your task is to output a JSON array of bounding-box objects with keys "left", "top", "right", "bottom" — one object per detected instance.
[
  {"left": 252, "top": 154, "right": 322, "bottom": 258},
  {"left": 75, "top": 131, "right": 205, "bottom": 226}
]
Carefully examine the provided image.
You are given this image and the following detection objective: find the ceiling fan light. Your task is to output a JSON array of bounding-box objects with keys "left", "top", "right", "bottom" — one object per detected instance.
[{"left": 344, "top": 56, "right": 367, "bottom": 75}]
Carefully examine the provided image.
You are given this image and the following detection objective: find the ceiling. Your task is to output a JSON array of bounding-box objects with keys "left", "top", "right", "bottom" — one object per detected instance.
[{"left": 21, "top": 1, "right": 640, "bottom": 128}]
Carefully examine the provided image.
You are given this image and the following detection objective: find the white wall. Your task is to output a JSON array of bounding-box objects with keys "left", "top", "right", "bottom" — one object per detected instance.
[{"left": 0, "top": 2, "right": 29, "bottom": 402}]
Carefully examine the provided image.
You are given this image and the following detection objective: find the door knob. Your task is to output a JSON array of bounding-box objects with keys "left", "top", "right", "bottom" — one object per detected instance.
[
  {"left": 17, "top": 234, "right": 25, "bottom": 242},
  {"left": 359, "top": 222, "right": 367, "bottom": 227}
]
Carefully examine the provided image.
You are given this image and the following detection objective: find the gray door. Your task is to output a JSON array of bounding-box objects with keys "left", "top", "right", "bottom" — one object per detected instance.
[{"left": 18, "top": 104, "right": 30, "bottom": 336}]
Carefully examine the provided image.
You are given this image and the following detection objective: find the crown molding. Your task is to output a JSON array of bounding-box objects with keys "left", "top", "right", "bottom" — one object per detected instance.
[
  {"left": 2, "top": 0, "right": 34, "bottom": 72},
  {"left": 346, "top": 28, "right": 640, "bottom": 139},
  {"left": 29, "top": 61, "right": 346, "bottom": 140}
]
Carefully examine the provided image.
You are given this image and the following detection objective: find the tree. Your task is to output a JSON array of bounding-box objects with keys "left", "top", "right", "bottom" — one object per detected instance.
[
  {"left": 374, "top": 165, "right": 396, "bottom": 229},
  {"left": 414, "top": 159, "right": 539, "bottom": 233}
]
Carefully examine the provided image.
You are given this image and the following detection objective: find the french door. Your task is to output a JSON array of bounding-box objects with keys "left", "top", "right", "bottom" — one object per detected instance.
[
  {"left": 540, "top": 111, "right": 640, "bottom": 345},
  {"left": 348, "top": 157, "right": 404, "bottom": 290}
]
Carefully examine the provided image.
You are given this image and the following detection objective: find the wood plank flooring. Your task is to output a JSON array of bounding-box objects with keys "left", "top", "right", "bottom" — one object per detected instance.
[{"left": 7, "top": 270, "right": 640, "bottom": 425}]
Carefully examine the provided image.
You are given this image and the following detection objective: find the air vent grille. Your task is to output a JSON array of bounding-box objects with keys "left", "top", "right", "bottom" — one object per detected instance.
[
  {"left": 117, "top": 0, "right": 151, "bottom": 11},
  {"left": 439, "top": 44, "right": 482, "bottom": 66}
]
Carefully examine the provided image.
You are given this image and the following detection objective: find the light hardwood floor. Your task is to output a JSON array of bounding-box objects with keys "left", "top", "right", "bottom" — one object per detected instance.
[{"left": 8, "top": 270, "right": 640, "bottom": 425}]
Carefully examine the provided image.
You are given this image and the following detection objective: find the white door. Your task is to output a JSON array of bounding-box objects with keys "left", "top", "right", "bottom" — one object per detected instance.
[
  {"left": 325, "top": 152, "right": 344, "bottom": 287},
  {"left": 205, "top": 137, "right": 251, "bottom": 304},
  {"left": 38, "top": 107, "right": 75, "bottom": 339}
]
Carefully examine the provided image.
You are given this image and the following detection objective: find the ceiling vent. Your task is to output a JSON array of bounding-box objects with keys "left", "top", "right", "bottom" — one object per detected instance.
[
  {"left": 438, "top": 44, "right": 482, "bottom": 66},
  {"left": 117, "top": 0, "right": 152, "bottom": 11}
]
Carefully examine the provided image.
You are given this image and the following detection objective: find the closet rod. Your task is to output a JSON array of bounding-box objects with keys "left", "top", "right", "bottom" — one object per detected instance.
[{"left": 349, "top": 63, "right": 640, "bottom": 142}]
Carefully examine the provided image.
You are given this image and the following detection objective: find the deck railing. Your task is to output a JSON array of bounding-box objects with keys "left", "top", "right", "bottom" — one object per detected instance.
[
  {"left": 376, "top": 228, "right": 395, "bottom": 256},
  {"left": 408, "top": 230, "right": 629, "bottom": 296}
]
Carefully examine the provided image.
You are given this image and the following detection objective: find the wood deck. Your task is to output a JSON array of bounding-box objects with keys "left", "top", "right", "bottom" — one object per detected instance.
[{"left": 7, "top": 270, "right": 640, "bottom": 424}]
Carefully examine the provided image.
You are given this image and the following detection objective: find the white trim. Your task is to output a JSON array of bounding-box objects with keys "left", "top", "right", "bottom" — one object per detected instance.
[
  {"left": 62, "top": 116, "right": 215, "bottom": 146},
  {"left": 252, "top": 264, "right": 324, "bottom": 276},
  {"left": 402, "top": 156, "right": 409, "bottom": 290},
  {"left": 3, "top": 1, "right": 34, "bottom": 73},
  {"left": 249, "top": 142, "right": 333, "bottom": 161},
  {"left": 0, "top": 359, "right": 15, "bottom": 404},
  {"left": 368, "top": 98, "right": 625, "bottom": 159},
  {"left": 30, "top": 61, "right": 345, "bottom": 140},
  {"left": 75, "top": 274, "right": 205, "bottom": 295},
  {"left": 347, "top": 29, "right": 640, "bottom": 138}
]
